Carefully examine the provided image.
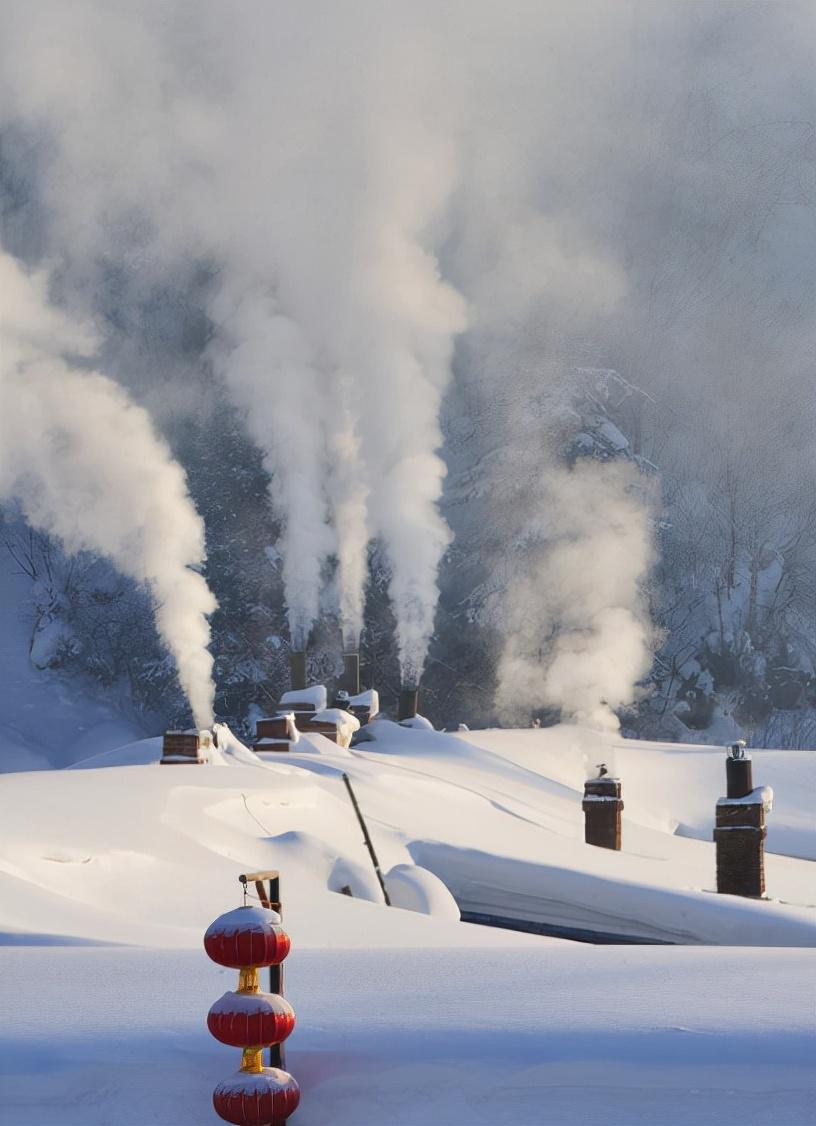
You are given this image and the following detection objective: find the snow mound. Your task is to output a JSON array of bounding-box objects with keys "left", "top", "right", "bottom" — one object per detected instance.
[
  {"left": 399, "top": 713, "right": 434, "bottom": 730},
  {"left": 384, "top": 863, "right": 460, "bottom": 920}
]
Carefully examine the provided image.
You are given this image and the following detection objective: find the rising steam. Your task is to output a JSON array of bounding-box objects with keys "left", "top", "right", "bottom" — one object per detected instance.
[
  {"left": 207, "top": 283, "right": 333, "bottom": 652},
  {"left": 0, "top": 251, "right": 217, "bottom": 727},
  {"left": 496, "top": 461, "right": 654, "bottom": 730},
  {"left": 196, "top": 13, "right": 467, "bottom": 672},
  {"left": 324, "top": 397, "right": 369, "bottom": 650},
  {"left": 4, "top": 1, "right": 803, "bottom": 723}
]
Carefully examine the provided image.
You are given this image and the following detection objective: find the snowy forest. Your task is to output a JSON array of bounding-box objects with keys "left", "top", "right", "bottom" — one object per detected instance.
[{"left": 2, "top": 2, "right": 816, "bottom": 748}]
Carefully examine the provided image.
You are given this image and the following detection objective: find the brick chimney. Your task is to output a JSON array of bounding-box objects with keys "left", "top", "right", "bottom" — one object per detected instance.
[
  {"left": 161, "top": 730, "right": 206, "bottom": 765},
  {"left": 714, "top": 742, "right": 772, "bottom": 898},
  {"left": 582, "top": 764, "right": 623, "bottom": 849}
]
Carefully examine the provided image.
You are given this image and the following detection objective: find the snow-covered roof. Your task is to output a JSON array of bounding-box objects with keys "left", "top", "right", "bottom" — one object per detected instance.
[
  {"left": 350, "top": 688, "right": 379, "bottom": 713},
  {"left": 279, "top": 685, "right": 327, "bottom": 709},
  {"left": 311, "top": 708, "right": 361, "bottom": 737}
]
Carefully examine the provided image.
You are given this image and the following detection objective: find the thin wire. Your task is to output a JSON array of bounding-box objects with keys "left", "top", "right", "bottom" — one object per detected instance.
[{"left": 241, "top": 791, "right": 273, "bottom": 835}]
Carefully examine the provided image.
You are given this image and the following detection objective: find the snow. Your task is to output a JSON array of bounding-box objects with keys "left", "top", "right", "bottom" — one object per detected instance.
[
  {"left": 279, "top": 685, "right": 327, "bottom": 710},
  {"left": 383, "top": 863, "right": 461, "bottom": 919},
  {"left": 399, "top": 713, "right": 434, "bottom": 730},
  {"left": 209, "top": 990, "right": 292, "bottom": 1015},
  {"left": 0, "top": 945, "right": 813, "bottom": 1125},
  {"left": 0, "top": 548, "right": 141, "bottom": 772},
  {"left": 717, "top": 786, "right": 774, "bottom": 811},
  {"left": 310, "top": 707, "right": 360, "bottom": 734},
  {"left": 349, "top": 688, "right": 380, "bottom": 714},
  {"left": 205, "top": 905, "right": 283, "bottom": 936},
  {"left": 214, "top": 1067, "right": 298, "bottom": 1095},
  {"left": 28, "top": 615, "right": 77, "bottom": 669},
  {"left": 1, "top": 718, "right": 815, "bottom": 1123}
]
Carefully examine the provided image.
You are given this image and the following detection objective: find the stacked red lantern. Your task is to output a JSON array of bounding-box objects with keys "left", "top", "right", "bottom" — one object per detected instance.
[{"left": 205, "top": 905, "right": 299, "bottom": 1126}]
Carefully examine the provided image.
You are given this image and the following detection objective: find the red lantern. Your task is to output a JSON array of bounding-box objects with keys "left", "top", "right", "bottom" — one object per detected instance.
[
  {"left": 204, "top": 905, "right": 291, "bottom": 968},
  {"left": 206, "top": 889, "right": 299, "bottom": 1125},
  {"left": 208, "top": 990, "right": 296, "bottom": 1048},
  {"left": 213, "top": 1068, "right": 300, "bottom": 1126}
]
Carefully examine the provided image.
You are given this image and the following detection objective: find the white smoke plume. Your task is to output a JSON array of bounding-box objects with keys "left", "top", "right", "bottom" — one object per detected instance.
[
  {"left": 0, "top": 4, "right": 468, "bottom": 672},
  {"left": 324, "top": 395, "right": 369, "bottom": 651},
  {"left": 496, "top": 461, "right": 655, "bottom": 731},
  {"left": 0, "top": 251, "right": 217, "bottom": 727},
  {"left": 192, "top": 10, "right": 467, "bottom": 674},
  {"left": 4, "top": 1, "right": 808, "bottom": 721},
  {"left": 206, "top": 284, "right": 333, "bottom": 652}
]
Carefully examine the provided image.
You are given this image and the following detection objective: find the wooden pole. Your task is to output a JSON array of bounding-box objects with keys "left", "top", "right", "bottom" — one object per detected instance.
[{"left": 342, "top": 773, "right": 391, "bottom": 906}]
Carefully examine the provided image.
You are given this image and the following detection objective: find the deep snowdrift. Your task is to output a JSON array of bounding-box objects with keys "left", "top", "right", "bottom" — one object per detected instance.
[
  {"left": 2, "top": 944, "right": 813, "bottom": 1126},
  {"left": 1, "top": 721, "right": 814, "bottom": 948},
  {"left": 1, "top": 721, "right": 814, "bottom": 1125}
]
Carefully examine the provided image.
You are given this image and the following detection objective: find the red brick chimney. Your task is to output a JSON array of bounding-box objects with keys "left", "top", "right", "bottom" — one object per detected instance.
[{"left": 582, "top": 765, "right": 623, "bottom": 849}]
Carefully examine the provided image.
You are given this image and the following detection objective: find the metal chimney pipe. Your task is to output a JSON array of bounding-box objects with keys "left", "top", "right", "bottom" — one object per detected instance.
[
  {"left": 342, "top": 652, "right": 360, "bottom": 696},
  {"left": 398, "top": 686, "right": 418, "bottom": 721},
  {"left": 288, "top": 651, "right": 307, "bottom": 691},
  {"left": 726, "top": 742, "right": 753, "bottom": 798}
]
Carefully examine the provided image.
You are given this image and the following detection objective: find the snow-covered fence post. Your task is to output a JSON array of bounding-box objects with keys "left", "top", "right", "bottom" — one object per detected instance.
[
  {"left": 714, "top": 742, "right": 773, "bottom": 898},
  {"left": 205, "top": 895, "right": 299, "bottom": 1125},
  {"left": 582, "top": 766, "right": 623, "bottom": 850}
]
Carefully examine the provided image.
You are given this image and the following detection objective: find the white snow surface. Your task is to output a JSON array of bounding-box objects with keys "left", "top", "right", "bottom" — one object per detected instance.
[
  {"left": 398, "top": 713, "right": 435, "bottom": 730},
  {"left": 1, "top": 719, "right": 815, "bottom": 1124},
  {"left": 205, "top": 904, "right": 283, "bottom": 936},
  {"left": 349, "top": 688, "right": 379, "bottom": 712},
  {"left": 209, "top": 990, "right": 293, "bottom": 1016},
  {"left": 310, "top": 707, "right": 360, "bottom": 736},
  {"left": 717, "top": 785, "right": 774, "bottom": 812},
  {"left": 383, "top": 862, "right": 461, "bottom": 919},
  {"left": 279, "top": 685, "right": 328, "bottom": 710}
]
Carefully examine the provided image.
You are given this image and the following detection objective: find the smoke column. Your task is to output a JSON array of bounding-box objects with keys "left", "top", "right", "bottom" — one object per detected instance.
[
  {"left": 324, "top": 395, "right": 369, "bottom": 650},
  {"left": 0, "top": 251, "right": 217, "bottom": 727},
  {"left": 4, "top": 2, "right": 810, "bottom": 725},
  {"left": 194, "top": 11, "right": 467, "bottom": 679},
  {"left": 206, "top": 285, "right": 333, "bottom": 651},
  {"left": 495, "top": 461, "right": 655, "bottom": 730}
]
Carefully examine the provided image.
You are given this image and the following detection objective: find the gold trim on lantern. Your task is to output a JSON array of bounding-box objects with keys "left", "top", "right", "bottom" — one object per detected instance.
[
  {"left": 240, "top": 1047, "right": 265, "bottom": 1074},
  {"left": 238, "top": 966, "right": 260, "bottom": 993}
]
